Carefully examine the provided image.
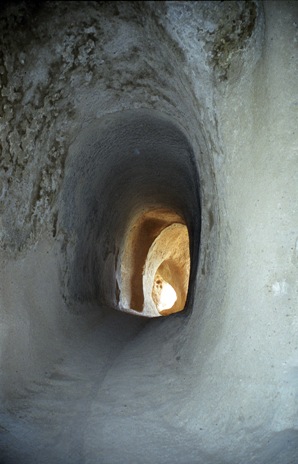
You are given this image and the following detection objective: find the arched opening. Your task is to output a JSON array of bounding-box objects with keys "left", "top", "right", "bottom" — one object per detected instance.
[
  {"left": 119, "top": 208, "right": 190, "bottom": 317},
  {"left": 60, "top": 109, "right": 201, "bottom": 319}
]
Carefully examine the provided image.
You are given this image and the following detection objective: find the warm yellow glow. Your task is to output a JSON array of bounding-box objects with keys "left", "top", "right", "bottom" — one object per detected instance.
[
  {"left": 145, "top": 223, "right": 190, "bottom": 316},
  {"left": 119, "top": 208, "right": 190, "bottom": 317},
  {"left": 119, "top": 208, "right": 186, "bottom": 313},
  {"left": 153, "top": 276, "right": 177, "bottom": 311}
]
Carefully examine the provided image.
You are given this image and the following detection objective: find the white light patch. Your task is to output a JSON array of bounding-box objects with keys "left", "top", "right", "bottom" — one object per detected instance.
[{"left": 156, "top": 281, "right": 177, "bottom": 311}]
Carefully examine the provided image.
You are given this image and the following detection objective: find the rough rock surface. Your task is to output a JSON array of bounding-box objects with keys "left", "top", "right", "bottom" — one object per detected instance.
[{"left": 0, "top": 1, "right": 297, "bottom": 463}]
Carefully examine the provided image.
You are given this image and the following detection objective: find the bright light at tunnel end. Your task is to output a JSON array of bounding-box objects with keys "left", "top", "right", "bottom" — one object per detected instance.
[{"left": 155, "top": 280, "right": 177, "bottom": 311}]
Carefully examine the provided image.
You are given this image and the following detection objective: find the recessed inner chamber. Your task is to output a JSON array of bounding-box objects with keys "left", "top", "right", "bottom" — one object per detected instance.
[{"left": 119, "top": 208, "right": 190, "bottom": 317}]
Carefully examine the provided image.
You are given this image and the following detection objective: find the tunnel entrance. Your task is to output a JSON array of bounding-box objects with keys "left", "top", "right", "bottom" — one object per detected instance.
[
  {"left": 119, "top": 208, "right": 190, "bottom": 317},
  {"left": 61, "top": 109, "right": 200, "bottom": 318}
]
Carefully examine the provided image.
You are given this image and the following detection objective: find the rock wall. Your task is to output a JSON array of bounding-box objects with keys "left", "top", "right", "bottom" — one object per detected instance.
[{"left": 0, "top": 1, "right": 297, "bottom": 463}]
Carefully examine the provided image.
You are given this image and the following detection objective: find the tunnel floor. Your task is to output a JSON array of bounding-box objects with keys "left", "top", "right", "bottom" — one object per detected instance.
[
  {"left": 1, "top": 306, "right": 297, "bottom": 464},
  {"left": 0, "top": 310, "right": 147, "bottom": 464}
]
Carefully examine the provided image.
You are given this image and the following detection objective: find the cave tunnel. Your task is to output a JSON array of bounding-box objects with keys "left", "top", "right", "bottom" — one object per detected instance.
[
  {"left": 0, "top": 1, "right": 297, "bottom": 464},
  {"left": 120, "top": 207, "right": 191, "bottom": 316},
  {"left": 60, "top": 110, "right": 200, "bottom": 319}
]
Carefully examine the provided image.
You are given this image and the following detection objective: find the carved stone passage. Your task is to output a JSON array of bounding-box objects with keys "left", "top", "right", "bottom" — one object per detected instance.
[
  {"left": 119, "top": 209, "right": 190, "bottom": 317},
  {"left": 144, "top": 223, "right": 190, "bottom": 316},
  {"left": 0, "top": 2, "right": 297, "bottom": 464}
]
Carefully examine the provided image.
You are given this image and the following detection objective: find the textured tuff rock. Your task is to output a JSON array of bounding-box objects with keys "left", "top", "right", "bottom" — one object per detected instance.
[
  {"left": 0, "top": 0, "right": 262, "bottom": 255},
  {"left": 0, "top": 2, "right": 297, "bottom": 464}
]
